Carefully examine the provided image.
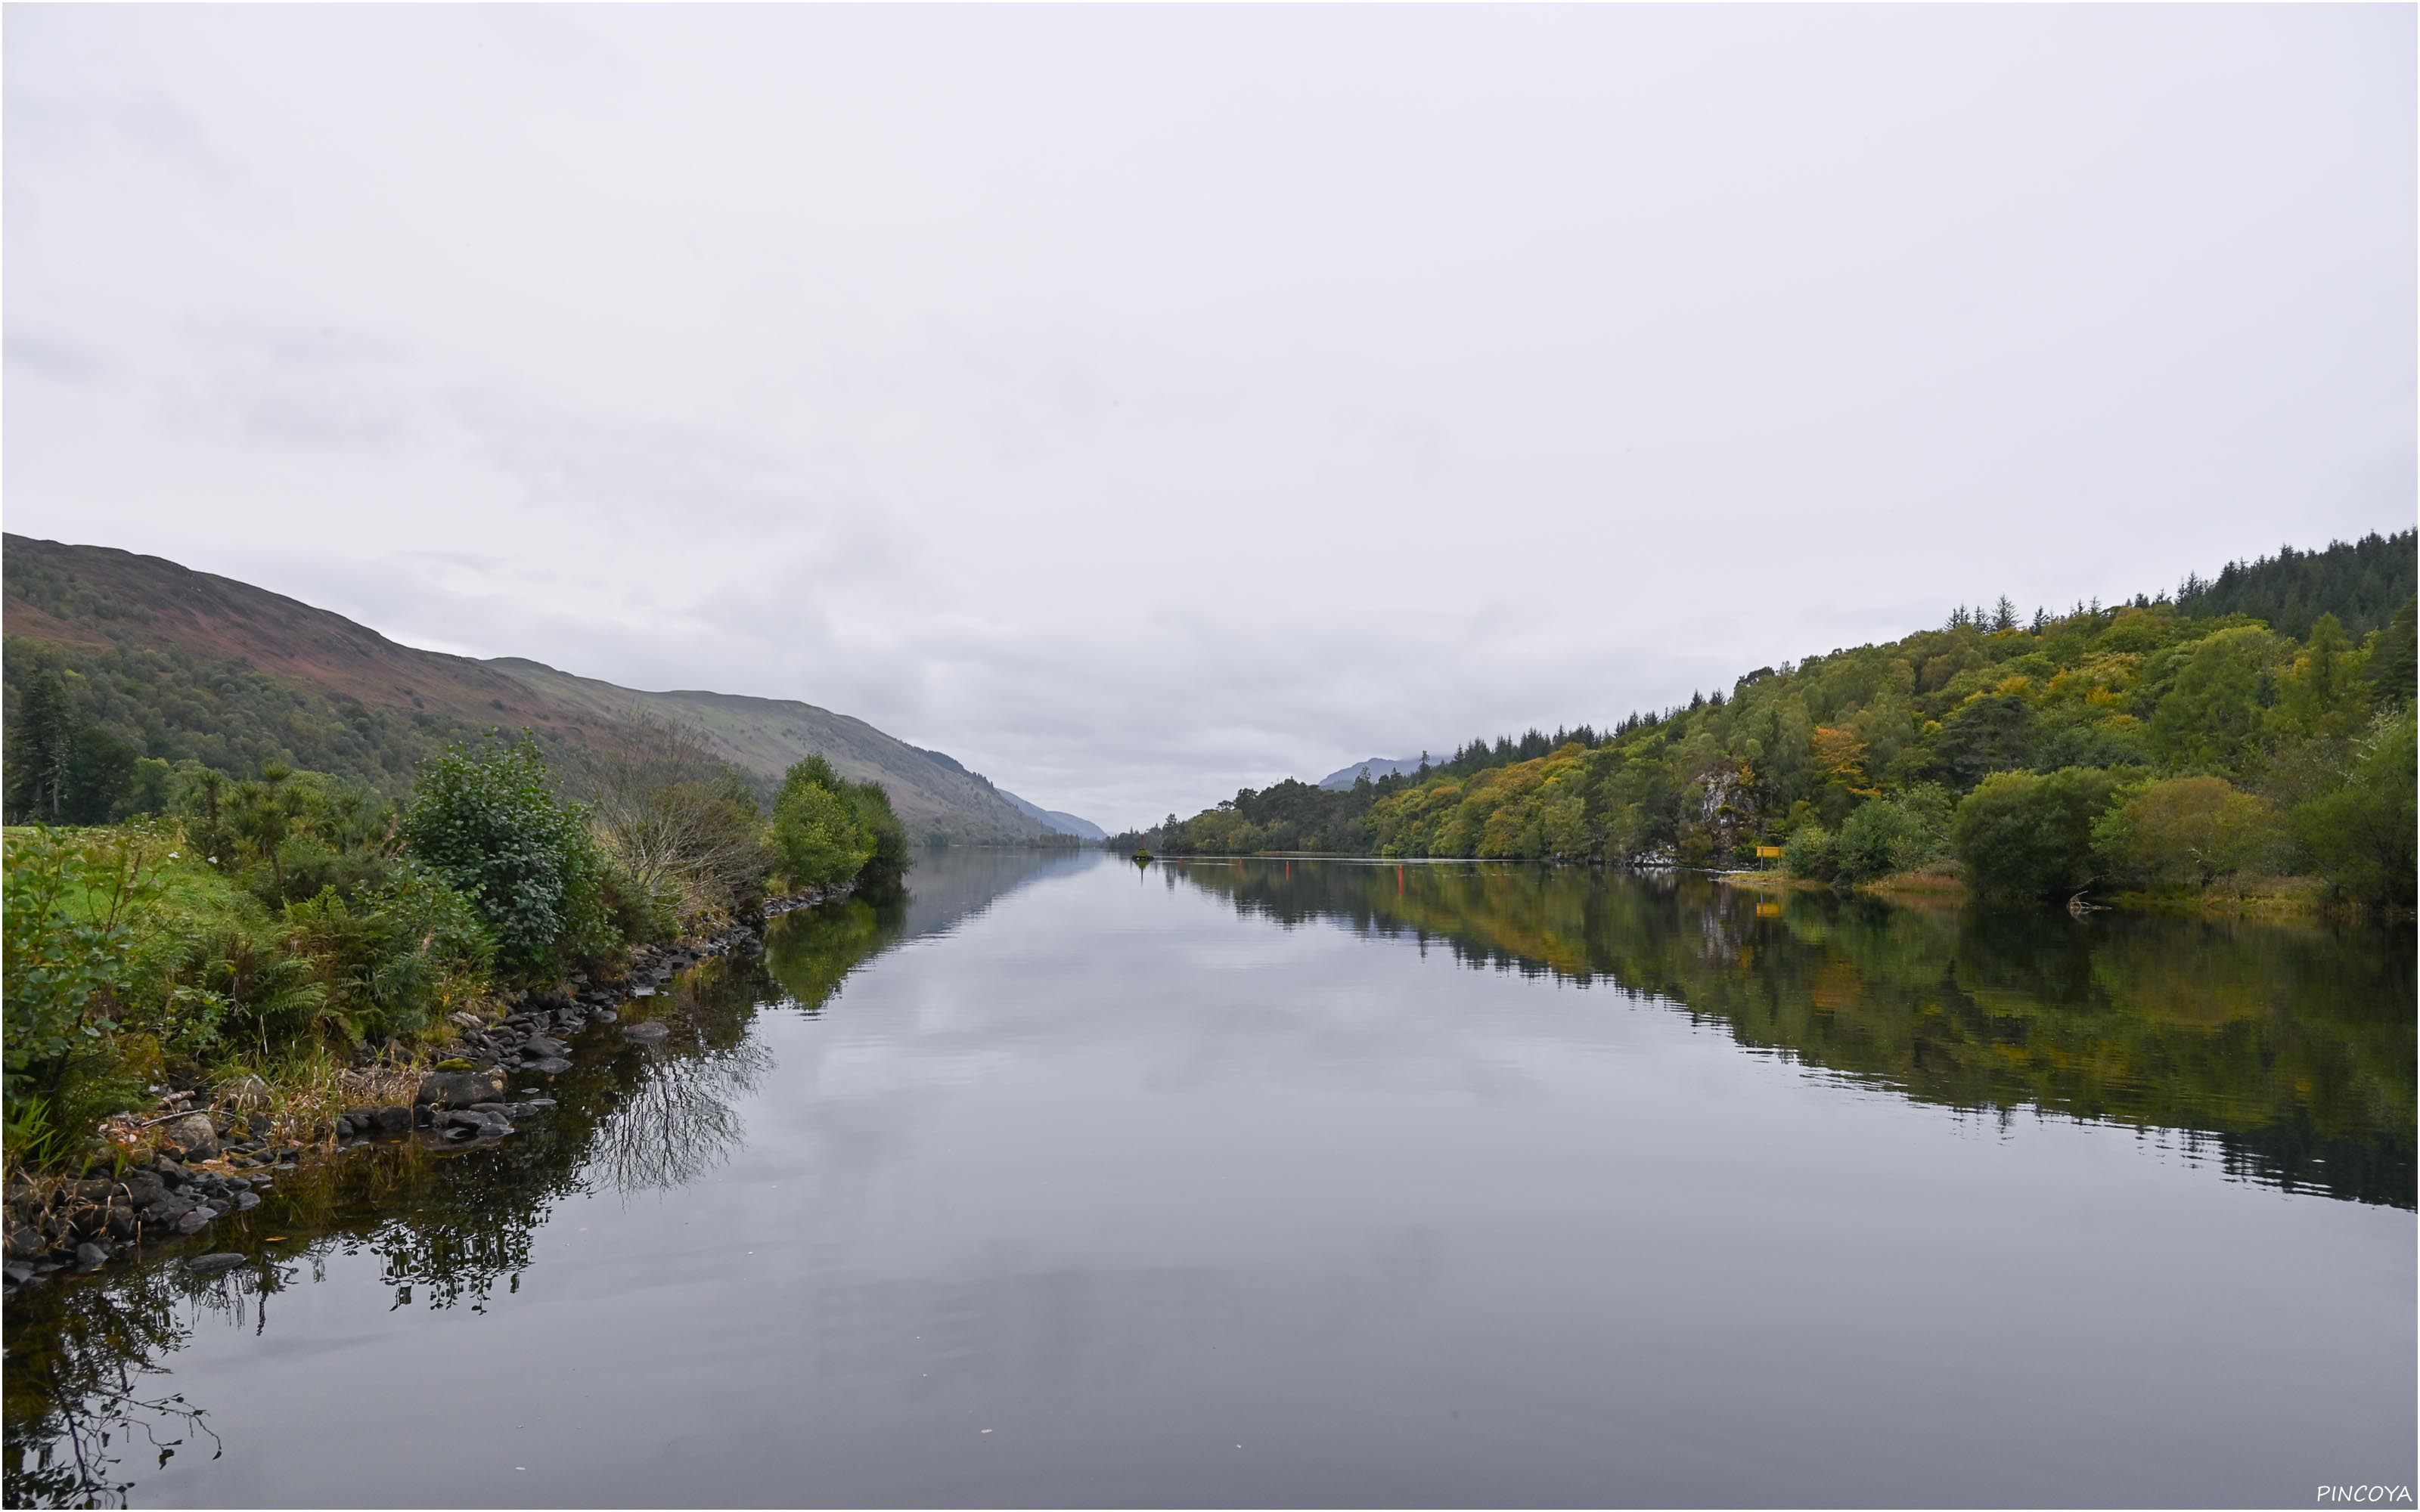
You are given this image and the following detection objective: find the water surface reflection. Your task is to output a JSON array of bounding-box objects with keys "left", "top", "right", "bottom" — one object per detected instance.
[
  {"left": 3, "top": 851, "right": 2409, "bottom": 1508},
  {"left": 1171, "top": 859, "right": 2415, "bottom": 1207},
  {"left": 3, "top": 850, "right": 1059, "bottom": 1505}
]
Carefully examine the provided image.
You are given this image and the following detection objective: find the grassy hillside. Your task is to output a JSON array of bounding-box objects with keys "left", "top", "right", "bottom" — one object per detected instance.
[
  {"left": 487, "top": 658, "right": 1050, "bottom": 843},
  {"left": 2, "top": 534, "right": 1057, "bottom": 844}
]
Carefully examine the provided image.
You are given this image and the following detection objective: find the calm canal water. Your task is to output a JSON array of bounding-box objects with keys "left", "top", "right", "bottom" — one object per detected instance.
[{"left": 6, "top": 849, "right": 2414, "bottom": 1507}]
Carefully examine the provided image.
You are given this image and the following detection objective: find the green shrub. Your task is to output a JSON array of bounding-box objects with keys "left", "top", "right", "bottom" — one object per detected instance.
[
  {"left": 846, "top": 779, "right": 913, "bottom": 894},
  {"left": 1951, "top": 767, "right": 2121, "bottom": 900},
  {"left": 1782, "top": 823, "right": 1838, "bottom": 880},
  {"left": 597, "top": 856, "right": 678, "bottom": 946},
  {"left": 772, "top": 757, "right": 873, "bottom": 891},
  {"left": 1, "top": 827, "right": 173, "bottom": 1161},
  {"left": 2090, "top": 776, "right": 2288, "bottom": 891},
  {"left": 402, "top": 733, "right": 617, "bottom": 980},
  {"left": 195, "top": 927, "right": 334, "bottom": 1058},
  {"left": 282, "top": 859, "right": 495, "bottom": 1043},
  {"left": 1835, "top": 802, "right": 1911, "bottom": 883},
  {"left": 2294, "top": 706, "right": 2418, "bottom": 908}
]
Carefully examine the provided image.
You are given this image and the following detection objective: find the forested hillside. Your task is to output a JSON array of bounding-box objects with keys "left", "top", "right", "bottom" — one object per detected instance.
[
  {"left": 1, "top": 534, "right": 1069, "bottom": 844},
  {"left": 1125, "top": 531, "right": 2417, "bottom": 909}
]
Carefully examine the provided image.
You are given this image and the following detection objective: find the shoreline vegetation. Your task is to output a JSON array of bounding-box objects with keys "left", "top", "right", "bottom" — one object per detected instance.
[
  {"left": 1110, "top": 532, "right": 2416, "bottom": 923},
  {"left": 1, "top": 717, "right": 917, "bottom": 1286}
]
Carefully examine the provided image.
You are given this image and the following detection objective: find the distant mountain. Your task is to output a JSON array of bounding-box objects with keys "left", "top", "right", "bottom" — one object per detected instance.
[
  {"left": 1317, "top": 756, "right": 1431, "bottom": 791},
  {"left": 1, "top": 534, "right": 1059, "bottom": 844},
  {"left": 997, "top": 788, "right": 1107, "bottom": 841},
  {"left": 906, "top": 743, "right": 1103, "bottom": 839},
  {"left": 486, "top": 660, "right": 1063, "bottom": 843}
]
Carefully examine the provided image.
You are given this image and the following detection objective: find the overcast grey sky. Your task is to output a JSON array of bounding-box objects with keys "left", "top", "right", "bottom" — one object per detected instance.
[{"left": 5, "top": 5, "right": 2412, "bottom": 828}]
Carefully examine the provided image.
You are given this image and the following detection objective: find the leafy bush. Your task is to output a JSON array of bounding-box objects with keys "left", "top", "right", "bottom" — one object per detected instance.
[
  {"left": 597, "top": 856, "right": 678, "bottom": 946},
  {"left": 1782, "top": 823, "right": 1838, "bottom": 880},
  {"left": 2, "top": 828, "right": 175, "bottom": 1160},
  {"left": 1951, "top": 767, "right": 2121, "bottom": 900},
  {"left": 192, "top": 926, "right": 334, "bottom": 1059},
  {"left": 402, "top": 734, "right": 616, "bottom": 980},
  {"left": 772, "top": 757, "right": 875, "bottom": 891},
  {"left": 2090, "top": 776, "right": 2288, "bottom": 891},
  {"left": 1835, "top": 802, "right": 1914, "bottom": 883},
  {"left": 281, "top": 859, "right": 495, "bottom": 1043},
  {"left": 846, "top": 778, "right": 913, "bottom": 894},
  {"left": 2294, "top": 706, "right": 2418, "bottom": 908},
  {"left": 768, "top": 755, "right": 913, "bottom": 895}
]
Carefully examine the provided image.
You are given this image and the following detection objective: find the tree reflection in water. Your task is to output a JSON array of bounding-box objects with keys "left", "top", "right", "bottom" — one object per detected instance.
[
  {"left": 591, "top": 953, "right": 780, "bottom": 1194},
  {"left": 20, "top": 857, "right": 2399, "bottom": 1507},
  {"left": 2, "top": 1261, "right": 225, "bottom": 1508},
  {"left": 1176, "top": 860, "right": 2416, "bottom": 1207},
  {"left": 2, "top": 888, "right": 912, "bottom": 1507}
]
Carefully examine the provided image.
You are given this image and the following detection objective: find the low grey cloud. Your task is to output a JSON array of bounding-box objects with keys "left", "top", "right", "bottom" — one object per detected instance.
[
  {"left": 4, "top": 5, "right": 2412, "bottom": 829},
  {"left": 4, "top": 85, "right": 268, "bottom": 206},
  {"left": 3, "top": 327, "right": 114, "bottom": 386}
]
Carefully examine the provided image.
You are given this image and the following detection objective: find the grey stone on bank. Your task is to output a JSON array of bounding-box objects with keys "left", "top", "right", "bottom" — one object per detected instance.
[
  {"left": 433, "top": 1106, "right": 513, "bottom": 1141},
  {"left": 416, "top": 1070, "right": 507, "bottom": 1108},
  {"left": 523, "top": 1056, "right": 574, "bottom": 1075},
  {"left": 521, "top": 1036, "right": 567, "bottom": 1059},
  {"left": 172, "top": 1209, "right": 214, "bottom": 1235},
  {"left": 620, "top": 1021, "right": 671, "bottom": 1044},
  {"left": 75, "top": 1242, "right": 109, "bottom": 1267},
  {"left": 145, "top": 1191, "right": 198, "bottom": 1225},
  {"left": 159, "top": 1111, "right": 220, "bottom": 1160},
  {"left": 217, "top": 1072, "right": 271, "bottom": 1109}
]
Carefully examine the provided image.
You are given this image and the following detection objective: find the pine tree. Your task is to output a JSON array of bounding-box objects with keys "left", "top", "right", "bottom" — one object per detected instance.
[{"left": 5, "top": 662, "right": 76, "bottom": 822}]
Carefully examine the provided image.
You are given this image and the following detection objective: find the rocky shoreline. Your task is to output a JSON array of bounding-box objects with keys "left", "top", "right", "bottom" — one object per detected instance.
[{"left": 1, "top": 888, "right": 842, "bottom": 1297}]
